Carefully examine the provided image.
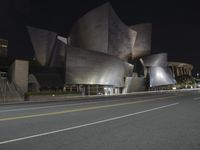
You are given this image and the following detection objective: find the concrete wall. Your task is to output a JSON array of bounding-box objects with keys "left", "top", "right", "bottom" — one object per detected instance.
[{"left": 10, "top": 60, "right": 29, "bottom": 94}]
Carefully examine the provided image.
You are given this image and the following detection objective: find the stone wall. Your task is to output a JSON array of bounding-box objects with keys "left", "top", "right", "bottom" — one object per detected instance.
[{"left": 10, "top": 60, "right": 29, "bottom": 94}]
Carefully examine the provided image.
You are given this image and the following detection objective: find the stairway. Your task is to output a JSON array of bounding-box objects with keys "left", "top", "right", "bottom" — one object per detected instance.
[{"left": 0, "top": 77, "right": 23, "bottom": 103}]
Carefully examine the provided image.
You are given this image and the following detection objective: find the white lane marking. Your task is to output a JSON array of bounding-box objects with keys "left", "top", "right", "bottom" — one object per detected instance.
[
  {"left": 0, "top": 102, "right": 179, "bottom": 145},
  {"left": 0, "top": 94, "right": 168, "bottom": 113},
  {"left": 194, "top": 97, "right": 200, "bottom": 100}
]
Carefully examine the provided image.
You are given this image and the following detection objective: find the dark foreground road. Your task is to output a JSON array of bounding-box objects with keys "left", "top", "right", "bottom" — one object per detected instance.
[{"left": 0, "top": 91, "right": 200, "bottom": 150}]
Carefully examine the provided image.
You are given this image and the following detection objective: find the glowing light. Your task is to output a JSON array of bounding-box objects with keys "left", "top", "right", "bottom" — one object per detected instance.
[
  {"left": 156, "top": 71, "right": 164, "bottom": 79},
  {"left": 172, "top": 87, "right": 176, "bottom": 90}
]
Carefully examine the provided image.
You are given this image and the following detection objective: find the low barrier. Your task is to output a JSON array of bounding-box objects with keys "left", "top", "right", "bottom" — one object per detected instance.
[{"left": 0, "top": 88, "right": 200, "bottom": 105}]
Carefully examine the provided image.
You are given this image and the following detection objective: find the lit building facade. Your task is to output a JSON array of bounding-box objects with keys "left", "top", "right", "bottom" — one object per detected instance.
[
  {"left": 26, "top": 2, "right": 176, "bottom": 95},
  {"left": 168, "top": 62, "right": 193, "bottom": 77}
]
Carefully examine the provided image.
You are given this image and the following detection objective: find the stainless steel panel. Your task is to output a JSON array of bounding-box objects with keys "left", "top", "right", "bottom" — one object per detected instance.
[
  {"left": 123, "top": 77, "right": 146, "bottom": 93},
  {"left": 70, "top": 3, "right": 109, "bottom": 53},
  {"left": 49, "top": 40, "right": 66, "bottom": 67},
  {"left": 124, "top": 62, "right": 134, "bottom": 77},
  {"left": 142, "top": 53, "right": 168, "bottom": 67},
  {"left": 65, "top": 47, "right": 127, "bottom": 87},
  {"left": 108, "top": 7, "right": 137, "bottom": 60},
  {"left": 149, "top": 67, "right": 176, "bottom": 87},
  {"left": 142, "top": 53, "right": 176, "bottom": 87},
  {"left": 131, "top": 23, "right": 152, "bottom": 58},
  {"left": 70, "top": 2, "right": 137, "bottom": 60},
  {"left": 27, "top": 26, "right": 57, "bottom": 66}
]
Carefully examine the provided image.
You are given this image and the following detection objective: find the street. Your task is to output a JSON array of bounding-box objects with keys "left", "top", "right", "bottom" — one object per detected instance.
[{"left": 0, "top": 91, "right": 200, "bottom": 150}]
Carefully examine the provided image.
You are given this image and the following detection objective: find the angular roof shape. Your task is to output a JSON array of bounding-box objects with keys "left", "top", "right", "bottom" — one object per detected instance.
[
  {"left": 70, "top": 2, "right": 137, "bottom": 60},
  {"left": 27, "top": 26, "right": 57, "bottom": 66},
  {"left": 142, "top": 53, "right": 168, "bottom": 67},
  {"left": 142, "top": 53, "right": 176, "bottom": 87},
  {"left": 130, "top": 23, "right": 152, "bottom": 58}
]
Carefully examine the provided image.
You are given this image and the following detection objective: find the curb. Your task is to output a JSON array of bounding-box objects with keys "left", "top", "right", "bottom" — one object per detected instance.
[{"left": 0, "top": 88, "right": 199, "bottom": 106}]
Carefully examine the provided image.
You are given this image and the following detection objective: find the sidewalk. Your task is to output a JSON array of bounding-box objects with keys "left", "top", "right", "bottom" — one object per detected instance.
[{"left": 0, "top": 88, "right": 199, "bottom": 105}]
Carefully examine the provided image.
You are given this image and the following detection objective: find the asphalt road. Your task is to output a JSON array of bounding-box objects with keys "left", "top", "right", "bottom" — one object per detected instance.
[{"left": 0, "top": 91, "right": 200, "bottom": 150}]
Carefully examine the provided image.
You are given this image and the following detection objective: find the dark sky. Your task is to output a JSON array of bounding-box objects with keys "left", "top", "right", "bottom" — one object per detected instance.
[{"left": 0, "top": 0, "right": 199, "bottom": 75}]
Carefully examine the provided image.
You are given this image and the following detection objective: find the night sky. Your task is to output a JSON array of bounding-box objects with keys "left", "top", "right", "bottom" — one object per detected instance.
[{"left": 0, "top": 0, "right": 199, "bottom": 75}]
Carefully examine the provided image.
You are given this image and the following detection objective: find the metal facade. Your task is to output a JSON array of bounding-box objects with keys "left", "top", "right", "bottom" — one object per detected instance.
[
  {"left": 27, "top": 2, "right": 177, "bottom": 93},
  {"left": 131, "top": 23, "right": 152, "bottom": 58},
  {"left": 70, "top": 3, "right": 137, "bottom": 60},
  {"left": 142, "top": 53, "right": 176, "bottom": 87},
  {"left": 27, "top": 27, "right": 57, "bottom": 66},
  {"left": 65, "top": 47, "right": 127, "bottom": 87}
]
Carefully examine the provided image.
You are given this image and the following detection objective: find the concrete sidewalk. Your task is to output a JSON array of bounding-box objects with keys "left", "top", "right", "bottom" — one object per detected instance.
[{"left": 0, "top": 88, "right": 199, "bottom": 106}]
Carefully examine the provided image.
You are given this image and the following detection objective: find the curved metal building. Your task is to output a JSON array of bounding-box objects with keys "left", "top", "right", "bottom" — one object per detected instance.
[
  {"left": 28, "top": 26, "right": 66, "bottom": 68},
  {"left": 142, "top": 53, "right": 168, "bottom": 67},
  {"left": 142, "top": 53, "right": 176, "bottom": 87},
  {"left": 65, "top": 47, "right": 128, "bottom": 87},
  {"left": 27, "top": 27, "right": 58, "bottom": 66},
  {"left": 26, "top": 2, "right": 177, "bottom": 94},
  {"left": 130, "top": 23, "right": 152, "bottom": 58},
  {"left": 70, "top": 2, "right": 137, "bottom": 60}
]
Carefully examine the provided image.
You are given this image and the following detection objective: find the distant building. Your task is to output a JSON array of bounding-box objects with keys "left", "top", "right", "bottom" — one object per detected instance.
[
  {"left": 168, "top": 62, "right": 194, "bottom": 89},
  {"left": 0, "top": 39, "right": 8, "bottom": 57},
  {"left": 168, "top": 62, "right": 193, "bottom": 77}
]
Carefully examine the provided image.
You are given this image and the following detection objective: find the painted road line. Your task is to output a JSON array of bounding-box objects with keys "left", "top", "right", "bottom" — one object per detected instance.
[
  {"left": 0, "top": 102, "right": 179, "bottom": 145},
  {"left": 194, "top": 97, "right": 200, "bottom": 100},
  {"left": 0, "top": 94, "right": 169, "bottom": 113},
  {"left": 0, "top": 95, "right": 177, "bottom": 122}
]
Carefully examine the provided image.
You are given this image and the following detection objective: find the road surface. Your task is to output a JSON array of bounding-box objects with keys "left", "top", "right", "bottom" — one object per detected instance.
[{"left": 0, "top": 91, "right": 200, "bottom": 150}]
